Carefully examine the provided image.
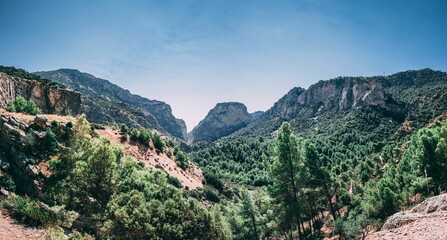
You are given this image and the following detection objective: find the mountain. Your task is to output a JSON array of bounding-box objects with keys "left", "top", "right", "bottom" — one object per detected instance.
[
  {"left": 231, "top": 68, "right": 447, "bottom": 139},
  {"left": 34, "top": 69, "right": 187, "bottom": 140},
  {"left": 188, "top": 102, "right": 254, "bottom": 144}
]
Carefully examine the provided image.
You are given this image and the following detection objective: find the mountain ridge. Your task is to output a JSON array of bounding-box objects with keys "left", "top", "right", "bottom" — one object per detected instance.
[{"left": 35, "top": 69, "right": 188, "bottom": 140}]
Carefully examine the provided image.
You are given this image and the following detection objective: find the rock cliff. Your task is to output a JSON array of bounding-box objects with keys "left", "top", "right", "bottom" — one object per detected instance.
[
  {"left": 0, "top": 72, "right": 81, "bottom": 116},
  {"left": 188, "top": 102, "right": 253, "bottom": 144},
  {"left": 35, "top": 69, "right": 187, "bottom": 140}
]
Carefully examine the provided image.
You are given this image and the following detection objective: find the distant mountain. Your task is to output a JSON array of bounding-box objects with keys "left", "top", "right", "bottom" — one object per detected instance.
[
  {"left": 35, "top": 69, "right": 187, "bottom": 140},
  {"left": 232, "top": 68, "right": 447, "bottom": 139},
  {"left": 188, "top": 102, "right": 255, "bottom": 144}
]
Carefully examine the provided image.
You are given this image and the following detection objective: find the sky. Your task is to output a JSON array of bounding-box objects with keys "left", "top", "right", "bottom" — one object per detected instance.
[{"left": 1, "top": 0, "right": 446, "bottom": 131}]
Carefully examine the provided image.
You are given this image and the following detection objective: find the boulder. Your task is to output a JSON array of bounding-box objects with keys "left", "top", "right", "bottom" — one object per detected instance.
[
  {"left": 34, "top": 115, "right": 48, "bottom": 129},
  {"left": 382, "top": 194, "right": 447, "bottom": 230}
]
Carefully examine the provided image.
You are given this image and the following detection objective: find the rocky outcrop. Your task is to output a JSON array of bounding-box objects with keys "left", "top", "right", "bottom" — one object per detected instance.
[
  {"left": 367, "top": 194, "right": 447, "bottom": 240},
  {"left": 35, "top": 69, "right": 187, "bottom": 140},
  {"left": 189, "top": 102, "right": 253, "bottom": 144},
  {"left": 0, "top": 72, "right": 82, "bottom": 116},
  {"left": 265, "top": 78, "right": 404, "bottom": 120},
  {"left": 0, "top": 113, "right": 57, "bottom": 196}
]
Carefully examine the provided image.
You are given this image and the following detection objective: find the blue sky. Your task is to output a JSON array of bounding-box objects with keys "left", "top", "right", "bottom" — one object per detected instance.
[{"left": 1, "top": 0, "right": 446, "bottom": 130}]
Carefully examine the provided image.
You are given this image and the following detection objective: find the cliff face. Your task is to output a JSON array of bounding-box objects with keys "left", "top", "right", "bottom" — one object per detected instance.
[
  {"left": 188, "top": 102, "right": 252, "bottom": 144},
  {"left": 35, "top": 69, "right": 187, "bottom": 140},
  {"left": 0, "top": 73, "right": 82, "bottom": 116}
]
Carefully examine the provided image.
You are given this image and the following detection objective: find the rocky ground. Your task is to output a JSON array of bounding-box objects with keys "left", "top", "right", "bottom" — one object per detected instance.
[{"left": 367, "top": 194, "right": 447, "bottom": 240}]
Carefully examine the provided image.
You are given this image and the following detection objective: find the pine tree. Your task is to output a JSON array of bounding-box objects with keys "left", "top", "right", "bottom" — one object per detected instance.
[
  {"left": 269, "top": 122, "right": 305, "bottom": 239},
  {"left": 240, "top": 188, "right": 260, "bottom": 240}
]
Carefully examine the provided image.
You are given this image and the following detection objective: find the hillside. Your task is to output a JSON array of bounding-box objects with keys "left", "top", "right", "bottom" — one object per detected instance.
[
  {"left": 190, "top": 69, "right": 447, "bottom": 186},
  {"left": 35, "top": 69, "right": 187, "bottom": 140},
  {"left": 232, "top": 68, "right": 447, "bottom": 139},
  {"left": 1, "top": 67, "right": 447, "bottom": 239}
]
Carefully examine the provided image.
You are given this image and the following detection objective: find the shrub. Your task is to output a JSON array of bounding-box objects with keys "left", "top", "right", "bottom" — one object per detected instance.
[
  {"left": 174, "top": 151, "right": 189, "bottom": 170},
  {"left": 6, "top": 96, "right": 41, "bottom": 115},
  {"left": 51, "top": 120, "right": 59, "bottom": 128},
  {"left": 0, "top": 174, "right": 16, "bottom": 192},
  {"left": 203, "top": 171, "right": 224, "bottom": 192},
  {"left": 167, "top": 175, "right": 183, "bottom": 189},
  {"left": 66, "top": 121, "right": 73, "bottom": 129},
  {"left": 44, "top": 129, "right": 59, "bottom": 155},
  {"left": 153, "top": 133, "right": 164, "bottom": 154},
  {"left": 203, "top": 187, "right": 220, "bottom": 203},
  {"left": 120, "top": 124, "right": 129, "bottom": 134},
  {"left": 2, "top": 195, "right": 52, "bottom": 226}
]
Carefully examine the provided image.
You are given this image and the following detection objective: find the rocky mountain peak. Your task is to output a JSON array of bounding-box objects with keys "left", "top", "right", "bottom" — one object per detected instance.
[{"left": 188, "top": 102, "right": 253, "bottom": 144}]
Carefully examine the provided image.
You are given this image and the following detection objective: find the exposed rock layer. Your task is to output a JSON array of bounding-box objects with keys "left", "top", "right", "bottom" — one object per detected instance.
[{"left": 0, "top": 73, "right": 81, "bottom": 116}]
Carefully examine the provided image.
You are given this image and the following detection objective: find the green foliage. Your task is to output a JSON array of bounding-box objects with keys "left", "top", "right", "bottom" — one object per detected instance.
[
  {"left": 203, "top": 186, "right": 221, "bottom": 203},
  {"left": 0, "top": 173, "right": 16, "bottom": 192},
  {"left": 1, "top": 195, "right": 51, "bottom": 226},
  {"left": 174, "top": 148, "right": 189, "bottom": 170},
  {"left": 6, "top": 96, "right": 41, "bottom": 115},
  {"left": 6, "top": 100, "right": 15, "bottom": 112},
  {"left": 152, "top": 133, "right": 164, "bottom": 153},
  {"left": 66, "top": 121, "right": 73, "bottom": 129},
  {"left": 204, "top": 171, "right": 225, "bottom": 192},
  {"left": 43, "top": 129, "right": 59, "bottom": 155},
  {"left": 268, "top": 122, "right": 306, "bottom": 237},
  {"left": 45, "top": 117, "right": 231, "bottom": 239},
  {"left": 189, "top": 137, "right": 271, "bottom": 186},
  {"left": 167, "top": 175, "right": 183, "bottom": 188}
]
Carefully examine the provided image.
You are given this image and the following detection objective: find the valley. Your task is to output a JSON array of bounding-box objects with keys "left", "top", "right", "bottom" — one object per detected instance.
[{"left": 0, "top": 66, "right": 446, "bottom": 239}]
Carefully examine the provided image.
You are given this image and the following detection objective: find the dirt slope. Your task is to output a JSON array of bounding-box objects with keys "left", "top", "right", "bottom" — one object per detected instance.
[
  {"left": 0, "top": 209, "right": 47, "bottom": 240},
  {"left": 96, "top": 128, "right": 203, "bottom": 190}
]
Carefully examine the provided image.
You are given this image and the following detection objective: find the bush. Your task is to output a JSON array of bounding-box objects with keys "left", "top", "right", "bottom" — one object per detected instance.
[
  {"left": 174, "top": 151, "right": 189, "bottom": 170},
  {"left": 66, "top": 121, "right": 73, "bottom": 129},
  {"left": 203, "top": 187, "right": 220, "bottom": 203},
  {"left": 0, "top": 174, "right": 16, "bottom": 192},
  {"left": 51, "top": 120, "right": 59, "bottom": 128},
  {"left": 153, "top": 133, "right": 164, "bottom": 154},
  {"left": 120, "top": 124, "right": 129, "bottom": 134},
  {"left": 44, "top": 129, "right": 59, "bottom": 155},
  {"left": 6, "top": 96, "right": 41, "bottom": 115},
  {"left": 2, "top": 195, "right": 52, "bottom": 226},
  {"left": 167, "top": 175, "right": 183, "bottom": 189},
  {"left": 203, "top": 171, "right": 224, "bottom": 192}
]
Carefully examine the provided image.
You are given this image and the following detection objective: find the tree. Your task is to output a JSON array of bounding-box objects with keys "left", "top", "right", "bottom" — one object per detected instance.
[
  {"left": 240, "top": 188, "right": 260, "bottom": 240},
  {"left": 269, "top": 122, "right": 305, "bottom": 239},
  {"left": 304, "top": 141, "right": 338, "bottom": 221},
  {"left": 153, "top": 133, "right": 164, "bottom": 154},
  {"left": 14, "top": 96, "right": 27, "bottom": 112}
]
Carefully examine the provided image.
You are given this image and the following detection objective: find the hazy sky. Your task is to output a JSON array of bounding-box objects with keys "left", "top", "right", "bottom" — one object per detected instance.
[{"left": 1, "top": 0, "right": 446, "bottom": 130}]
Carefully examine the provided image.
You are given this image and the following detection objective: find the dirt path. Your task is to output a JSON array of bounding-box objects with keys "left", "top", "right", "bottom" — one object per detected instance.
[
  {"left": 0, "top": 210, "right": 47, "bottom": 240},
  {"left": 0, "top": 108, "right": 76, "bottom": 124}
]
